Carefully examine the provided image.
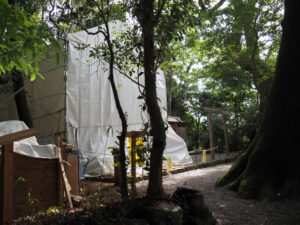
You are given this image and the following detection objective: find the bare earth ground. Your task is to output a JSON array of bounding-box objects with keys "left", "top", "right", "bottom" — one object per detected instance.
[
  {"left": 18, "top": 163, "right": 300, "bottom": 225},
  {"left": 136, "top": 164, "right": 300, "bottom": 225}
]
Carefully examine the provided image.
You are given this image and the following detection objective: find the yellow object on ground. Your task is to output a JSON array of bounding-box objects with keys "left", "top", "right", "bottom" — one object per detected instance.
[
  {"left": 167, "top": 157, "right": 173, "bottom": 172},
  {"left": 202, "top": 150, "right": 207, "bottom": 163}
]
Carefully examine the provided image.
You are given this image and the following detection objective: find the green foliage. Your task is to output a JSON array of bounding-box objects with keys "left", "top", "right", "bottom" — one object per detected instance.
[
  {"left": 16, "top": 176, "right": 26, "bottom": 183},
  {"left": 159, "top": 0, "right": 283, "bottom": 152},
  {"left": 0, "top": 0, "right": 59, "bottom": 80},
  {"left": 55, "top": 0, "right": 127, "bottom": 33},
  {"left": 198, "top": 0, "right": 283, "bottom": 97},
  {"left": 46, "top": 206, "right": 60, "bottom": 215}
]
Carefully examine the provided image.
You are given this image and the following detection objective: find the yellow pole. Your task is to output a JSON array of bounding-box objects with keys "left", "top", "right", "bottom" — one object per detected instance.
[
  {"left": 167, "top": 157, "right": 173, "bottom": 172},
  {"left": 202, "top": 150, "right": 207, "bottom": 163}
]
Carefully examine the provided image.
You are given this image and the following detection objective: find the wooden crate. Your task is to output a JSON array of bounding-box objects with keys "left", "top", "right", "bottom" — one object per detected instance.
[
  {"left": 13, "top": 153, "right": 62, "bottom": 217},
  {"left": 0, "top": 129, "right": 66, "bottom": 225}
]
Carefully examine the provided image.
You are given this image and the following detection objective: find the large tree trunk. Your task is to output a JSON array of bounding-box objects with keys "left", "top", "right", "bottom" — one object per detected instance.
[
  {"left": 12, "top": 70, "right": 33, "bottom": 128},
  {"left": 137, "top": 0, "right": 167, "bottom": 197},
  {"left": 232, "top": 0, "right": 273, "bottom": 113},
  {"left": 216, "top": 0, "right": 300, "bottom": 199}
]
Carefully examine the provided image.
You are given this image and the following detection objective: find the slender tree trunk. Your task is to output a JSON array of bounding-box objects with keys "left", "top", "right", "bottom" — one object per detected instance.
[
  {"left": 137, "top": 0, "right": 167, "bottom": 197},
  {"left": 216, "top": 0, "right": 300, "bottom": 199},
  {"left": 108, "top": 66, "right": 128, "bottom": 203},
  {"left": 12, "top": 70, "right": 33, "bottom": 128},
  {"left": 105, "top": 23, "right": 128, "bottom": 203}
]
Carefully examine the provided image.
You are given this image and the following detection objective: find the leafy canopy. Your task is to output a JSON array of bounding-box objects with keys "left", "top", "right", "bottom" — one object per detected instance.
[{"left": 0, "top": 0, "right": 59, "bottom": 80}]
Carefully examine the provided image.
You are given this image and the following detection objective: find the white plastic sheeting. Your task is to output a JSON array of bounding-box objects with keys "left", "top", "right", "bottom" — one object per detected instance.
[
  {"left": 66, "top": 21, "right": 192, "bottom": 176},
  {"left": 165, "top": 125, "right": 192, "bottom": 163},
  {"left": 0, "top": 120, "right": 58, "bottom": 159}
]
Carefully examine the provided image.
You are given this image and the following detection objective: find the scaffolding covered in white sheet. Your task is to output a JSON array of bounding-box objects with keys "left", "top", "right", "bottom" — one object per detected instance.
[{"left": 66, "top": 21, "right": 192, "bottom": 176}]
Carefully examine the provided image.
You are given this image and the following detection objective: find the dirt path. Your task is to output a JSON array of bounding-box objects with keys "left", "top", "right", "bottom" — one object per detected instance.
[{"left": 137, "top": 164, "right": 300, "bottom": 225}]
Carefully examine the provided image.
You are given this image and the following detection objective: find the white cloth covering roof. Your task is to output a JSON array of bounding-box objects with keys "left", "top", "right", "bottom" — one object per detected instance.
[{"left": 66, "top": 21, "right": 192, "bottom": 176}]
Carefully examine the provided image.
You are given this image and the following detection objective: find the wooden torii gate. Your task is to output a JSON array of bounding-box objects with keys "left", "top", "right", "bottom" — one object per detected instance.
[{"left": 202, "top": 107, "right": 230, "bottom": 160}]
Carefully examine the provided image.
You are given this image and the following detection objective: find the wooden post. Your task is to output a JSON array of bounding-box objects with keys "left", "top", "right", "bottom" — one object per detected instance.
[
  {"left": 66, "top": 156, "right": 79, "bottom": 195},
  {"left": 0, "top": 129, "right": 39, "bottom": 225},
  {"left": 222, "top": 114, "right": 230, "bottom": 156},
  {"left": 0, "top": 143, "right": 14, "bottom": 225},
  {"left": 203, "top": 108, "right": 229, "bottom": 160},
  {"left": 126, "top": 131, "right": 144, "bottom": 198},
  {"left": 201, "top": 150, "right": 207, "bottom": 163},
  {"left": 57, "top": 150, "right": 73, "bottom": 209},
  {"left": 57, "top": 139, "right": 64, "bottom": 204},
  {"left": 130, "top": 133, "right": 137, "bottom": 197},
  {"left": 57, "top": 139, "right": 79, "bottom": 196},
  {"left": 207, "top": 113, "right": 215, "bottom": 160}
]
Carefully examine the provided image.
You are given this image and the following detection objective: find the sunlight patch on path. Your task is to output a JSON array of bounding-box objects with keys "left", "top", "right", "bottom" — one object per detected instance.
[
  {"left": 137, "top": 164, "right": 231, "bottom": 188},
  {"left": 162, "top": 164, "right": 231, "bottom": 186}
]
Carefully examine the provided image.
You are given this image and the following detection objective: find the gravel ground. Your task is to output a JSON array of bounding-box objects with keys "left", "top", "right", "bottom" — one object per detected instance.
[{"left": 137, "top": 164, "right": 300, "bottom": 225}]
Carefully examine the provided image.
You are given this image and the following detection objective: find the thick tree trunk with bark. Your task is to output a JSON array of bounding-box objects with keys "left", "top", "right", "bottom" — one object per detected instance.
[
  {"left": 12, "top": 70, "right": 33, "bottom": 128},
  {"left": 216, "top": 0, "right": 300, "bottom": 199},
  {"left": 232, "top": 0, "right": 273, "bottom": 113},
  {"left": 137, "top": 0, "right": 167, "bottom": 197}
]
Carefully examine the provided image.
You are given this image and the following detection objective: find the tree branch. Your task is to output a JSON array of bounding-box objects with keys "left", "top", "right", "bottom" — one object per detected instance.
[
  {"left": 198, "top": 0, "right": 207, "bottom": 10},
  {"left": 154, "top": 0, "right": 166, "bottom": 25},
  {"left": 113, "top": 66, "right": 145, "bottom": 89},
  {"left": 212, "top": 0, "right": 227, "bottom": 11}
]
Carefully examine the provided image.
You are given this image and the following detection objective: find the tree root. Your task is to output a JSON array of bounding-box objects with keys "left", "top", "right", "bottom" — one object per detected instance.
[{"left": 216, "top": 136, "right": 257, "bottom": 188}]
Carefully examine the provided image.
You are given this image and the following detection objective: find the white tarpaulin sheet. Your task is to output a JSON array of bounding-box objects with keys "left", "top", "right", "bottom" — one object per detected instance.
[
  {"left": 0, "top": 120, "right": 58, "bottom": 159},
  {"left": 66, "top": 21, "right": 192, "bottom": 176}
]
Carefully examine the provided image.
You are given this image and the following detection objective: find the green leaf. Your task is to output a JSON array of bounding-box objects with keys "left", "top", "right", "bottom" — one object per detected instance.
[{"left": 30, "top": 73, "right": 36, "bottom": 81}]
